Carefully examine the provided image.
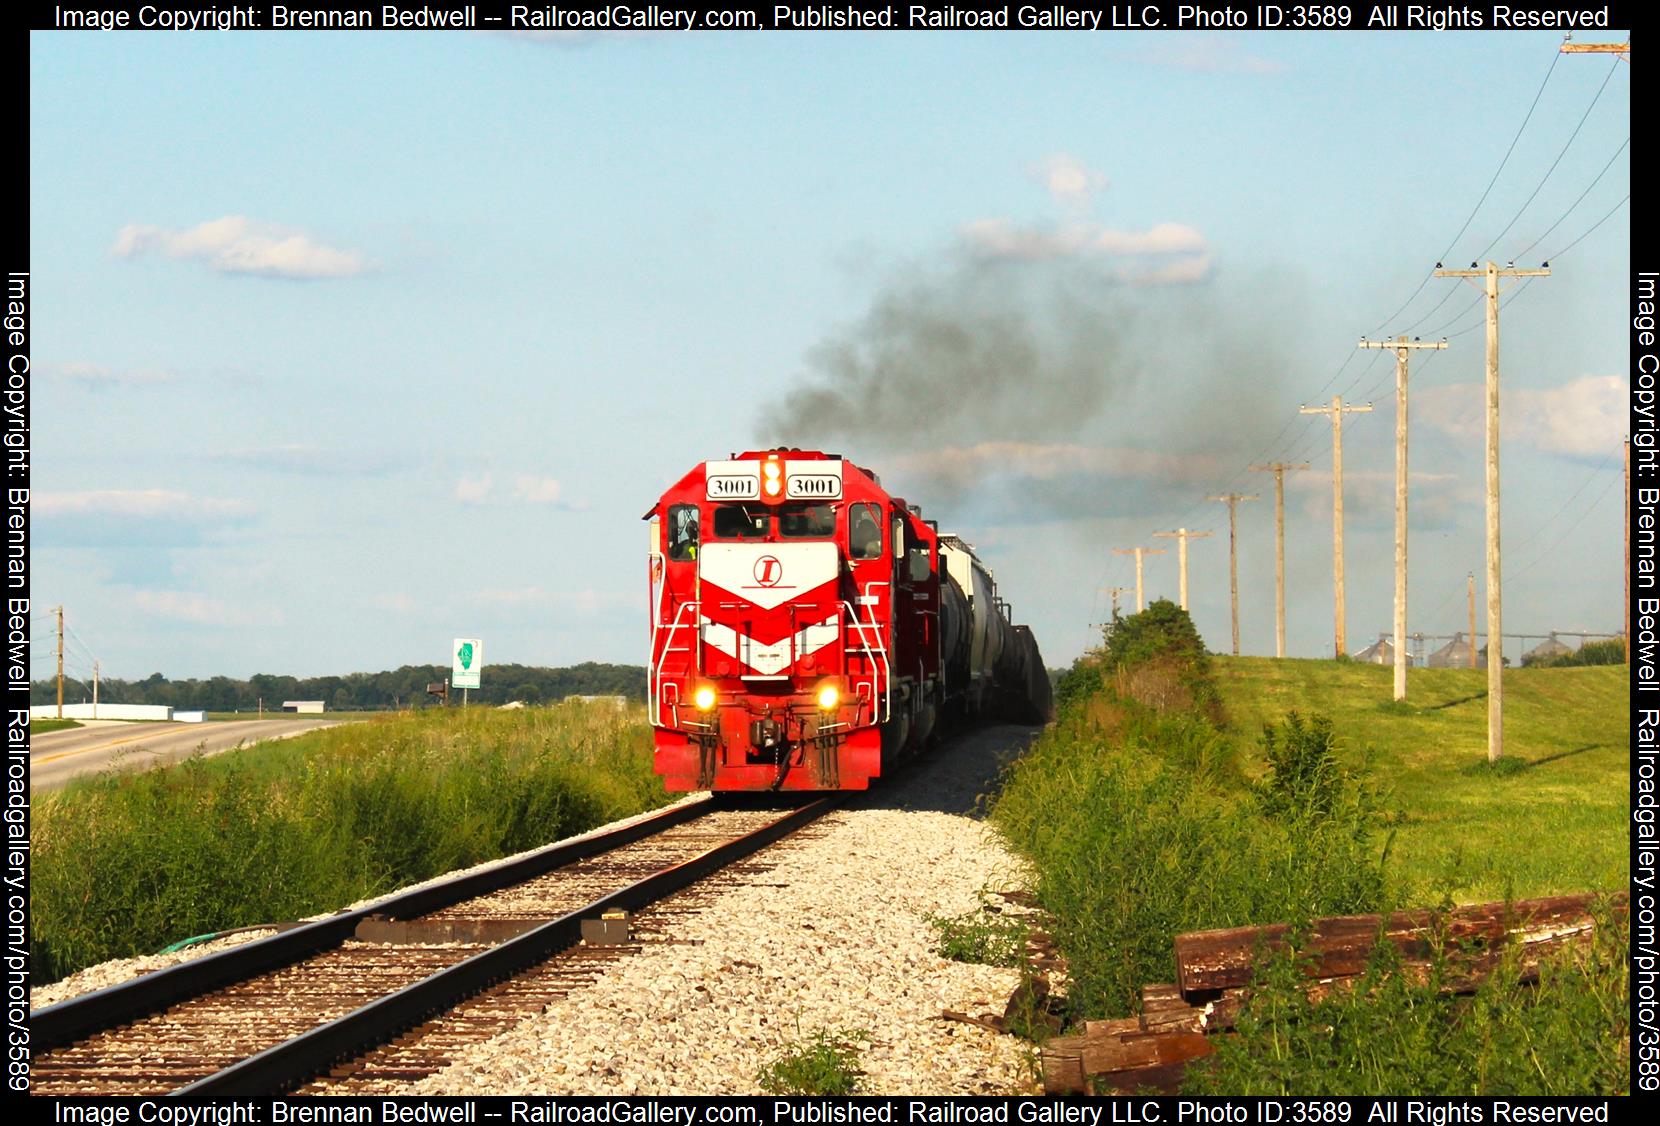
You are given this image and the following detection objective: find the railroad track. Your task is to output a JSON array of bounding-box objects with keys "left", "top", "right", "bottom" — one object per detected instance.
[{"left": 31, "top": 795, "right": 837, "bottom": 1096}]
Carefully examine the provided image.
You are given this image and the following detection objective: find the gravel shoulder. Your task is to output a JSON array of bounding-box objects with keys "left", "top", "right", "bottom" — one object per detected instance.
[{"left": 408, "top": 724, "right": 1042, "bottom": 1096}]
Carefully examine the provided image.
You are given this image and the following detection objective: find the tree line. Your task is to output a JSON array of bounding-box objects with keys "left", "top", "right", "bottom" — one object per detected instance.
[{"left": 31, "top": 662, "right": 648, "bottom": 713}]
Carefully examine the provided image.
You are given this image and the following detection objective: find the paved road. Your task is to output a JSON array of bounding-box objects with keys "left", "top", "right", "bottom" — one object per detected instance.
[{"left": 28, "top": 718, "right": 353, "bottom": 792}]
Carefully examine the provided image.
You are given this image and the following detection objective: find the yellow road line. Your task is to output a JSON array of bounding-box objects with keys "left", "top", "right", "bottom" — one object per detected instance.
[
  {"left": 31, "top": 722, "right": 316, "bottom": 766},
  {"left": 31, "top": 731, "right": 168, "bottom": 765}
]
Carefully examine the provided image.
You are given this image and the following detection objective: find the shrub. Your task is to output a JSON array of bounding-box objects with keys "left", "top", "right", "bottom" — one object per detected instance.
[
  {"left": 1102, "top": 600, "right": 1223, "bottom": 723},
  {"left": 755, "top": 1028, "right": 867, "bottom": 1095},
  {"left": 1526, "top": 638, "right": 1623, "bottom": 668},
  {"left": 930, "top": 900, "right": 1028, "bottom": 967},
  {"left": 1256, "top": 711, "right": 1346, "bottom": 820}
]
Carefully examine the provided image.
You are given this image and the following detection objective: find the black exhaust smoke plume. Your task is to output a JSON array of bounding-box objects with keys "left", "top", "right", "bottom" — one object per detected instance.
[
  {"left": 755, "top": 253, "right": 1308, "bottom": 522},
  {"left": 757, "top": 257, "right": 1135, "bottom": 450}
]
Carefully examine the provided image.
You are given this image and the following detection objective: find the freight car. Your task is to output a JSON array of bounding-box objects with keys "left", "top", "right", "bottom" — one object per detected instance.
[{"left": 645, "top": 448, "right": 1051, "bottom": 792}]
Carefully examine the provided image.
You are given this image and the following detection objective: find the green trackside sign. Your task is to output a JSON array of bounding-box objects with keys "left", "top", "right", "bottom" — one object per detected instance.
[{"left": 452, "top": 638, "right": 483, "bottom": 690}]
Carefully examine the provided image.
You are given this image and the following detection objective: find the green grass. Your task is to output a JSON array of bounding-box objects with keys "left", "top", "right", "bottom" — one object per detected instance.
[
  {"left": 1214, "top": 658, "right": 1629, "bottom": 902},
  {"left": 755, "top": 1028, "right": 867, "bottom": 1095},
  {"left": 929, "top": 900, "right": 1029, "bottom": 968},
  {"left": 29, "top": 718, "right": 81, "bottom": 734},
  {"left": 31, "top": 702, "right": 668, "bottom": 984},
  {"left": 992, "top": 703, "right": 1390, "bottom": 1020},
  {"left": 993, "top": 622, "right": 1629, "bottom": 1093}
]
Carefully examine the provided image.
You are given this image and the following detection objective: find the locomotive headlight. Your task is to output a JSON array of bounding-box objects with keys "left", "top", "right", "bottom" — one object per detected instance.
[
  {"left": 693, "top": 686, "right": 717, "bottom": 712},
  {"left": 763, "top": 458, "right": 784, "bottom": 497},
  {"left": 816, "top": 683, "right": 840, "bottom": 711}
]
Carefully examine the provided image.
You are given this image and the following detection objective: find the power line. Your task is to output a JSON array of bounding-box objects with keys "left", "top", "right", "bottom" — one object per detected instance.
[
  {"left": 1509, "top": 470, "right": 1621, "bottom": 585},
  {"left": 1472, "top": 51, "right": 1625, "bottom": 262},
  {"left": 1507, "top": 449, "right": 1618, "bottom": 557},
  {"left": 1367, "top": 43, "right": 1563, "bottom": 337},
  {"left": 1516, "top": 135, "right": 1628, "bottom": 259}
]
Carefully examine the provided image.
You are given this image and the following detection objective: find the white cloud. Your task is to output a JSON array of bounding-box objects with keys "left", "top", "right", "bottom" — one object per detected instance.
[
  {"left": 42, "top": 362, "right": 176, "bottom": 389},
  {"left": 457, "top": 472, "right": 577, "bottom": 507},
  {"left": 1126, "top": 253, "right": 1215, "bottom": 286},
  {"left": 1293, "top": 467, "right": 1472, "bottom": 528},
  {"left": 962, "top": 218, "right": 1213, "bottom": 283},
  {"left": 132, "top": 590, "right": 283, "bottom": 627},
  {"left": 1094, "top": 223, "right": 1208, "bottom": 255},
  {"left": 33, "top": 490, "right": 254, "bottom": 519},
  {"left": 112, "top": 215, "right": 370, "bottom": 279},
  {"left": 372, "top": 593, "right": 418, "bottom": 614},
  {"left": 1030, "top": 153, "right": 1108, "bottom": 206},
  {"left": 1513, "top": 376, "right": 1627, "bottom": 457},
  {"left": 1418, "top": 375, "right": 1626, "bottom": 458},
  {"left": 513, "top": 475, "right": 563, "bottom": 504},
  {"left": 213, "top": 444, "right": 405, "bottom": 476},
  {"left": 455, "top": 473, "right": 493, "bottom": 504}
]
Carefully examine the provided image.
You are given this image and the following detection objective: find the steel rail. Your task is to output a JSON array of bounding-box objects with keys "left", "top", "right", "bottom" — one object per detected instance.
[
  {"left": 31, "top": 796, "right": 716, "bottom": 1050},
  {"left": 177, "top": 796, "right": 839, "bottom": 1095}
]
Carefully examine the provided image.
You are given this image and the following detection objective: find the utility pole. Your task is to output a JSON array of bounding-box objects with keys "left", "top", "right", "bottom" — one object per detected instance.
[
  {"left": 1436, "top": 260, "right": 1550, "bottom": 762},
  {"left": 55, "top": 605, "right": 64, "bottom": 720},
  {"left": 1153, "top": 528, "right": 1212, "bottom": 611},
  {"left": 1108, "top": 586, "right": 1131, "bottom": 623},
  {"left": 1468, "top": 573, "right": 1478, "bottom": 669},
  {"left": 1209, "top": 493, "right": 1258, "bottom": 657},
  {"left": 1359, "top": 334, "right": 1447, "bottom": 701},
  {"left": 1560, "top": 40, "right": 1629, "bottom": 59},
  {"left": 1300, "top": 396, "right": 1373, "bottom": 657},
  {"left": 1113, "top": 547, "right": 1166, "bottom": 613},
  {"left": 1250, "top": 463, "right": 1309, "bottom": 658},
  {"left": 93, "top": 660, "right": 100, "bottom": 720}
]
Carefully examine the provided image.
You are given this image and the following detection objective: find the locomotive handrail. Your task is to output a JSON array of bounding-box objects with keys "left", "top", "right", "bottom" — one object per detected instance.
[
  {"left": 841, "top": 597, "right": 890, "bottom": 725},
  {"left": 649, "top": 598, "right": 700, "bottom": 727},
  {"left": 647, "top": 550, "right": 665, "bottom": 715}
]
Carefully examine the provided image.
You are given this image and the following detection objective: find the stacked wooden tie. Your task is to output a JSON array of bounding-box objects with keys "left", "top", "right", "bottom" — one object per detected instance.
[{"left": 1040, "top": 892, "right": 1624, "bottom": 1094}]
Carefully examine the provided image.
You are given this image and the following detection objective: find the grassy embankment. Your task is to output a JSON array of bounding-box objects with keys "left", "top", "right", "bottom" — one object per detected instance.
[
  {"left": 31, "top": 702, "right": 668, "bottom": 985},
  {"left": 29, "top": 718, "right": 82, "bottom": 734},
  {"left": 990, "top": 602, "right": 1628, "bottom": 1094},
  {"left": 1217, "top": 656, "right": 1628, "bottom": 902}
]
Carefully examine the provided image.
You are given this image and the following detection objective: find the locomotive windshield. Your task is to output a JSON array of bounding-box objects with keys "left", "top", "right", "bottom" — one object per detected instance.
[
  {"left": 712, "top": 504, "right": 768, "bottom": 539},
  {"left": 710, "top": 502, "right": 838, "bottom": 540},
  {"left": 778, "top": 503, "right": 835, "bottom": 538}
]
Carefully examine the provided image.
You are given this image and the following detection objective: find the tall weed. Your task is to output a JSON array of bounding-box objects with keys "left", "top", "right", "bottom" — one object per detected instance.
[{"left": 32, "top": 703, "right": 665, "bottom": 983}]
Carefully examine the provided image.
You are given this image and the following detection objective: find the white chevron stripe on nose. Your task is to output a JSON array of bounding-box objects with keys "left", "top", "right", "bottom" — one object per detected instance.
[{"left": 701, "top": 613, "right": 841, "bottom": 676}]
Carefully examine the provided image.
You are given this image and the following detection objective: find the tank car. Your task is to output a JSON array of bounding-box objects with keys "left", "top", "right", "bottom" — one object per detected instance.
[{"left": 645, "top": 448, "right": 1051, "bottom": 791}]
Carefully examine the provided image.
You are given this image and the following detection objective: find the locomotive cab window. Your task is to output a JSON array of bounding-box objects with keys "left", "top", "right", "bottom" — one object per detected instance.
[
  {"left": 848, "top": 503, "right": 882, "bottom": 559},
  {"left": 908, "top": 542, "right": 932, "bottom": 583},
  {"left": 779, "top": 503, "right": 836, "bottom": 538},
  {"left": 713, "top": 504, "right": 769, "bottom": 539},
  {"left": 666, "top": 505, "right": 699, "bottom": 561}
]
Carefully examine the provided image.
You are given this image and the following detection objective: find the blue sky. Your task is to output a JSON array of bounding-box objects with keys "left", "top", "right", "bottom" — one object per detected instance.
[{"left": 30, "top": 28, "right": 1630, "bottom": 682}]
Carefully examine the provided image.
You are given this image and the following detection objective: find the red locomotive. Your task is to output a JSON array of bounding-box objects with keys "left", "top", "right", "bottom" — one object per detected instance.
[{"left": 645, "top": 449, "right": 1051, "bottom": 791}]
